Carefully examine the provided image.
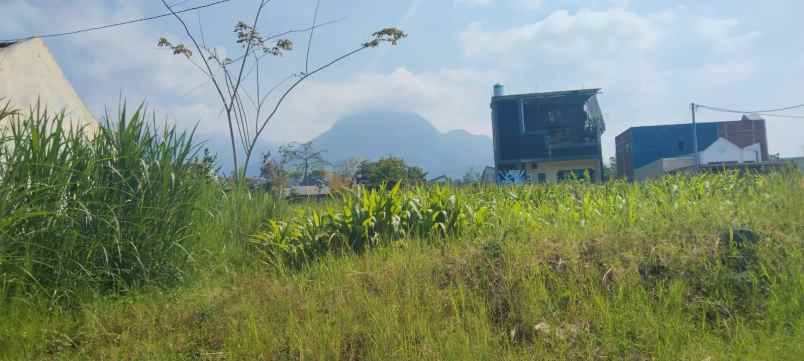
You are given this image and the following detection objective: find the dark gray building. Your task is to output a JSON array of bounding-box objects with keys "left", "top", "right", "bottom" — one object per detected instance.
[{"left": 490, "top": 86, "right": 606, "bottom": 183}]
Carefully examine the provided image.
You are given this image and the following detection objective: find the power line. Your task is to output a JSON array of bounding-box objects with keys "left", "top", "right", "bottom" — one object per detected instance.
[
  {"left": 697, "top": 103, "right": 804, "bottom": 114},
  {"left": 756, "top": 113, "right": 804, "bottom": 119},
  {"left": 0, "top": 0, "right": 232, "bottom": 43}
]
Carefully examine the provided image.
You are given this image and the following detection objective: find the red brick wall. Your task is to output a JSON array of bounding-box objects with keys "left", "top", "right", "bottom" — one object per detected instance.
[{"left": 718, "top": 118, "right": 769, "bottom": 161}]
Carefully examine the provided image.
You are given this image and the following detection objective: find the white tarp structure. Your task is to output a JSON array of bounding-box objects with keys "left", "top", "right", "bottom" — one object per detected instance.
[{"left": 0, "top": 38, "right": 98, "bottom": 133}]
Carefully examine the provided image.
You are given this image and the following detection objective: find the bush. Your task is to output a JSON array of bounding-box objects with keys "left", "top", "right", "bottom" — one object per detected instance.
[
  {"left": 0, "top": 103, "right": 203, "bottom": 302},
  {"left": 251, "top": 183, "right": 488, "bottom": 268}
]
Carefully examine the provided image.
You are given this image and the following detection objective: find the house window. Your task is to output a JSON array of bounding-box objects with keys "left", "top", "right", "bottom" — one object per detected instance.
[{"left": 537, "top": 173, "right": 546, "bottom": 183}]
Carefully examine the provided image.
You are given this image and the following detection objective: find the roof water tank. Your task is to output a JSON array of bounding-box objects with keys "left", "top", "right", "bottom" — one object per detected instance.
[{"left": 493, "top": 83, "right": 505, "bottom": 97}]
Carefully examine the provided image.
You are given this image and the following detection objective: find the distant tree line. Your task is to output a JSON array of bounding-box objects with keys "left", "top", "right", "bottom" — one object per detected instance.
[{"left": 258, "top": 142, "right": 427, "bottom": 192}]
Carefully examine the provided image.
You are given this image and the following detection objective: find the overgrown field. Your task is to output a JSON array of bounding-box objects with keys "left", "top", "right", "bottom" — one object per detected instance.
[{"left": 1, "top": 106, "right": 803, "bottom": 360}]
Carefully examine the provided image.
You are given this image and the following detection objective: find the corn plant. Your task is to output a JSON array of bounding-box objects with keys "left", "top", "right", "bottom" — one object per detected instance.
[{"left": 251, "top": 183, "right": 486, "bottom": 268}]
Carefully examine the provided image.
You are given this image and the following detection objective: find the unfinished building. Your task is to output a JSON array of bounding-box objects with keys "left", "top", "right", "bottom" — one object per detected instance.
[{"left": 490, "top": 86, "right": 606, "bottom": 183}]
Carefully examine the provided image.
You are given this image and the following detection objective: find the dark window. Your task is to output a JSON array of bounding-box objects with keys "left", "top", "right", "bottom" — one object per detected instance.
[
  {"left": 523, "top": 100, "right": 553, "bottom": 133},
  {"left": 678, "top": 141, "right": 685, "bottom": 151},
  {"left": 537, "top": 173, "right": 546, "bottom": 183}
]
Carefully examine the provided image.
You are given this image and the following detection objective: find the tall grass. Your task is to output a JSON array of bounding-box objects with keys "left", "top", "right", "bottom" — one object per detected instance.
[
  {"left": 0, "top": 103, "right": 202, "bottom": 302},
  {"left": 0, "top": 169, "right": 801, "bottom": 359},
  {"left": 1, "top": 99, "right": 802, "bottom": 359}
]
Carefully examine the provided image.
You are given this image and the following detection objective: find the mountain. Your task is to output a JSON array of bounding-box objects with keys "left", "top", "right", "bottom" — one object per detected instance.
[{"left": 312, "top": 111, "right": 493, "bottom": 179}]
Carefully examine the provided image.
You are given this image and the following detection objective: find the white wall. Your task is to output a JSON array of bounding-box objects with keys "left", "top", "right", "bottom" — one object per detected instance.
[
  {"left": 634, "top": 156, "right": 694, "bottom": 181},
  {"left": 700, "top": 138, "right": 742, "bottom": 165},
  {"left": 699, "top": 137, "right": 761, "bottom": 165},
  {"left": 0, "top": 39, "right": 98, "bottom": 135}
]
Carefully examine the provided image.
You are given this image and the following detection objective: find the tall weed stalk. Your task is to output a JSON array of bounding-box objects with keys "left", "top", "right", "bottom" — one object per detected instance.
[{"left": 0, "top": 103, "right": 202, "bottom": 303}]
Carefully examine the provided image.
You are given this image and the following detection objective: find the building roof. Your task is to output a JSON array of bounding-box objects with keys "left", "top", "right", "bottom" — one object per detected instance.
[
  {"left": 428, "top": 175, "right": 452, "bottom": 183},
  {"left": 492, "top": 88, "right": 601, "bottom": 102},
  {"left": 742, "top": 113, "right": 764, "bottom": 121},
  {"left": 285, "top": 185, "right": 331, "bottom": 198},
  {"left": 618, "top": 114, "right": 765, "bottom": 136}
]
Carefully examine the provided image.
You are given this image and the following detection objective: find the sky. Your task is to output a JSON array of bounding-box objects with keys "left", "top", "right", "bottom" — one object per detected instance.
[{"left": 2, "top": 0, "right": 804, "bottom": 161}]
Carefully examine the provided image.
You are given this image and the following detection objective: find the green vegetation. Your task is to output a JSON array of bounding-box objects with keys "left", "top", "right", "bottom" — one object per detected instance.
[
  {"left": 0, "top": 103, "right": 203, "bottom": 302},
  {"left": 1, "top": 104, "right": 803, "bottom": 360},
  {"left": 355, "top": 156, "right": 428, "bottom": 188}
]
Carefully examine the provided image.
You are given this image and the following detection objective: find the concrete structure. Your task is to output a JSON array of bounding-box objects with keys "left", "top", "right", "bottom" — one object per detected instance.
[
  {"left": 285, "top": 185, "right": 331, "bottom": 201},
  {"left": 632, "top": 137, "right": 766, "bottom": 181},
  {"left": 616, "top": 115, "right": 768, "bottom": 180},
  {"left": 670, "top": 161, "right": 790, "bottom": 177},
  {"left": 0, "top": 38, "right": 97, "bottom": 134},
  {"left": 633, "top": 156, "right": 695, "bottom": 181},
  {"left": 490, "top": 87, "right": 605, "bottom": 183}
]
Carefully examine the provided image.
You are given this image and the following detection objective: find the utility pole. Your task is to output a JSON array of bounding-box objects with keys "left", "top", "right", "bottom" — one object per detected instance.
[{"left": 691, "top": 102, "right": 700, "bottom": 170}]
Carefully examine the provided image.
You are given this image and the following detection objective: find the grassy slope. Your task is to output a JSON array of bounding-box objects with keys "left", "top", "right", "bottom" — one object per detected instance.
[{"left": 2, "top": 173, "right": 803, "bottom": 360}]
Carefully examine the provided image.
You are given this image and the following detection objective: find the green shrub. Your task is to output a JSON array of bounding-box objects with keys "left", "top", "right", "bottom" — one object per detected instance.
[
  {"left": 251, "top": 183, "right": 485, "bottom": 268},
  {"left": 0, "top": 103, "right": 202, "bottom": 302}
]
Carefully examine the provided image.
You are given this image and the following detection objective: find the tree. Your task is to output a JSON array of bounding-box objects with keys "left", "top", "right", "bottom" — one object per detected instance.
[
  {"left": 355, "top": 156, "right": 427, "bottom": 188},
  {"left": 603, "top": 156, "right": 617, "bottom": 181},
  {"left": 278, "top": 141, "right": 329, "bottom": 185},
  {"left": 259, "top": 150, "right": 288, "bottom": 192},
  {"left": 332, "top": 157, "right": 363, "bottom": 185},
  {"left": 189, "top": 147, "right": 220, "bottom": 179},
  {"left": 158, "top": 0, "right": 406, "bottom": 178}
]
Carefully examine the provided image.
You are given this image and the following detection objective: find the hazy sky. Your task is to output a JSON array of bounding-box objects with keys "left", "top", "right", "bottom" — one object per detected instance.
[{"left": 3, "top": 0, "right": 803, "bottom": 159}]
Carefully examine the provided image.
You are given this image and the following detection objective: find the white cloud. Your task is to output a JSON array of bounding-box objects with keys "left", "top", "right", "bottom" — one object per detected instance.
[
  {"left": 2, "top": 0, "right": 216, "bottom": 124},
  {"left": 4, "top": 0, "right": 502, "bottom": 148},
  {"left": 692, "top": 17, "right": 760, "bottom": 53},
  {"left": 458, "top": 7, "right": 771, "bottom": 157},
  {"left": 461, "top": 9, "right": 667, "bottom": 61},
  {"left": 268, "top": 67, "right": 501, "bottom": 142}
]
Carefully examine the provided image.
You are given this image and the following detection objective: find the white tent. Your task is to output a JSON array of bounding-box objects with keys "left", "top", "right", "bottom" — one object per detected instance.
[{"left": 0, "top": 38, "right": 98, "bottom": 133}]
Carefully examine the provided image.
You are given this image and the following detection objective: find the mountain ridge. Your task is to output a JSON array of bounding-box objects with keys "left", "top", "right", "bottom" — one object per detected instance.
[{"left": 312, "top": 111, "right": 492, "bottom": 179}]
